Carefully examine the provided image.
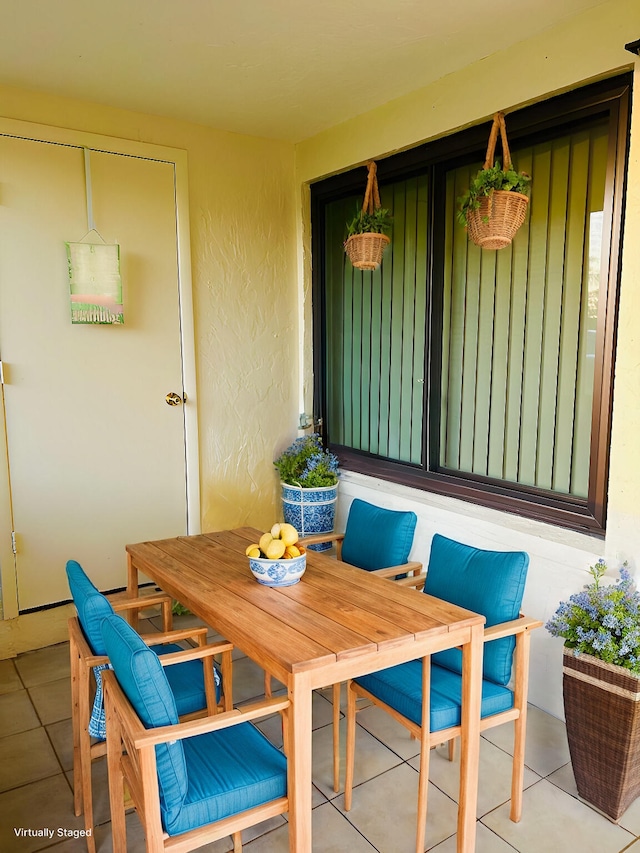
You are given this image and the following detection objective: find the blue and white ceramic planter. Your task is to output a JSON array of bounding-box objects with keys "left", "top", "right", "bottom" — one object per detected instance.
[
  {"left": 248, "top": 552, "right": 307, "bottom": 587},
  {"left": 281, "top": 482, "right": 338, "bottom": 552}
]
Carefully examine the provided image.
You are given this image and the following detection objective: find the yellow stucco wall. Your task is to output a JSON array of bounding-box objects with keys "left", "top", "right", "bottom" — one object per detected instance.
[
  {"left": 294, "top": 0, "right": 640, "bottom": 717},
  {"left": 0, "top": 86, "right": 300, "bottom": 654},
  {"left": 0, "top": 84, "right": 298, "bottom": 540},
  {"left": 1, "top": 0, "right": 638, "bottom": 712}
]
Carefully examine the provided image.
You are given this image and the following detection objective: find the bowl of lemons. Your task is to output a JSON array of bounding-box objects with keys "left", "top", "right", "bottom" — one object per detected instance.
[{"left": 245, "top": 523, "right": 306, "bottom": 587}]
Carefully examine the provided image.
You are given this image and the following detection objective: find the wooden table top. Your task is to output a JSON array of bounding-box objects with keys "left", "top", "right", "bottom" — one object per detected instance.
[{"left": 127, "top": 527, "right": 484, "bottom": 678}]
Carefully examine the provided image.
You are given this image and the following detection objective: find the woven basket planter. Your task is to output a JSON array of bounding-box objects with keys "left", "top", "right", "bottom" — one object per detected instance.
[
  {"left": 466, "top": 190, "right": 529, "bottom": 250},
  {"left": 563, "top": 648, "right": 640, "bottom": 821},
  {"left": 344, "top": 232, "right": 390, "bottom": 271}
]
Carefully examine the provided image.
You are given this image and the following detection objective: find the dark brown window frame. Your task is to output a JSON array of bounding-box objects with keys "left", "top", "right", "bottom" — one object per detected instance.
[{"left": 311, "top": 74, "right": 632, "bottom": 536}]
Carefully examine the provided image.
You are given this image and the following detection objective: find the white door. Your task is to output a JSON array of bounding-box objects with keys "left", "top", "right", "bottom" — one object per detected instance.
[{"left": 0, "top": 128, "right": 198, "bottom": 612}]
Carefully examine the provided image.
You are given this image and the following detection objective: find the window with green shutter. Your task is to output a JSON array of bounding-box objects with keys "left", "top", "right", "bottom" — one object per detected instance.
[
  {"left": 439, "top": 121, "right": 606, "bottom": 497},
  {"left": 312, "top": 76, "right": 630, "bottom": 533}
]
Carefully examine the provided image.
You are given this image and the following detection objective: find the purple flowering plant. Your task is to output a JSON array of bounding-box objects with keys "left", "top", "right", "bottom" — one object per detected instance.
[
  {"left": 546, "top": 559, "right": 640, "bottom": 674},
  {"left": 274, "top": 433, "right": 339, "bottom": 488}
]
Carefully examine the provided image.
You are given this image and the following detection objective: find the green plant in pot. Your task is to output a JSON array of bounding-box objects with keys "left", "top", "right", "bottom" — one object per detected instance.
[
  {"left": 457, "top": 160, "right": 531, "bottom": 228},
  {"left": 458, "top": 112, "right": 531, "bottom": 250},
  {"left": 274, "top": 433, "right": 339, "bottom": 552},
  {"left": 344, "top": 161, "right": 392, "bottom": 270},
  {"left": 274, "top": 433, "right": 339, "bottom": 488},
  {"left": 345, "top": 206, "right": 393, "bottom": 238},
  {"left": 546, "top": 559, "right": 640, "bottom": 821}
]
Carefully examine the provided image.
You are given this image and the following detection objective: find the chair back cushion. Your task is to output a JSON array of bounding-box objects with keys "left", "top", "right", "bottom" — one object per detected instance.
[
  {"left": 66, "top": 560, "right": 115, "bottom": 655},
  {"left": 423, "top": 534, "right": 529, "bottom": 685},
  {"left": 340, "top": 499, "right": 417, "bottom": 571},
  {"left": 101, "top": 614, "right": 187, "bottom": 828}
]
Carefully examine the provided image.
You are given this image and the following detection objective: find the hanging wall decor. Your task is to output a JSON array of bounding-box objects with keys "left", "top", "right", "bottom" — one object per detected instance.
[
  {"left": 66, "top": 236, "right": 123, "bottom": 324},
  {"left": 344, "top": 161, "right": 392, "bottom": 271},
  {"left": 66, "top": 148, "right": 123, "bottom": 324},
  {"left": 458, "top": 112, "right": 531, "bottom": 250}
]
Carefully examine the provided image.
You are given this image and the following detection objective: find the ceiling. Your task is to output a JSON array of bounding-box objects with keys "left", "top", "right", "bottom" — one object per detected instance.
[{"left": 0, "top": 0, "right": 609, "bottom": 142}]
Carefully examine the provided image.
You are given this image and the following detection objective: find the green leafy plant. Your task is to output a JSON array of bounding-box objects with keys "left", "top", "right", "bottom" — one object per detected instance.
[
  {"left": 546, "top": 559, "right": 640, "bottom": 674},
  {"left": 345, "top": 206, "right": 393, "bottom": 237},
  {"left": 457, "top": 160, "right": 531, "bottom": 227},
  {"left": 274, "top": 433, "right": 339, "bottom": 488}
]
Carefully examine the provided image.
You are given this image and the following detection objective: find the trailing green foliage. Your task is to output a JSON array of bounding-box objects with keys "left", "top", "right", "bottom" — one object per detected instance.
[
  {"left": 546, "top": 559, "right": 640, "bottom": 674},
  {"left": 345, "top": 206, "right": 393, "bottom": 237},
  {"left": 274, "top": 433, "right": 339, "bottom": 488},
  {"left": 457, "top": 160, "right": 531, "bottom": 226}
]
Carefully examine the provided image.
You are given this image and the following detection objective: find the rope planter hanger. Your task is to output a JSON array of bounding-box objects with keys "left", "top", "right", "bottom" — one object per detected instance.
[
  {"left": 460, "top": 112, "right": 531, "bottom": 251},
  {"left": 344, "top": 161, "right": 392, "bottom": 271}
]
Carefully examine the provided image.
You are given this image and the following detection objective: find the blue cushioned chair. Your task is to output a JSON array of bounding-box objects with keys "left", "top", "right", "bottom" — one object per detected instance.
[
  {"left": 66, "top": 560, "right": 233, "bottom": 853},
  {"left": 302, "top": 498, "right": 421, "bottom": 578},
  {"left": 344, "top": 534, "right": 542, "bottom": 853},
  {"left": 276, "top": 498, "right": 421, "bottom": 793},
  {"left": 101, "top": 613, "right": 289, "bottom": 853}
]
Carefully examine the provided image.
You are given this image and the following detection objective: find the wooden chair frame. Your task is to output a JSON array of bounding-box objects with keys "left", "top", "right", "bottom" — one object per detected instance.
[
  {"left": 103, "top": 671, "right": 289, "bottom": 853},
  {"left": 69, "top": 593, "right": 233, "bottom": 853},
  {"left": 344, "top": 572, "right": 541, "bottom": 853},
  {"left": 263, "top": 530, "right": 422, "bottom": 794}
]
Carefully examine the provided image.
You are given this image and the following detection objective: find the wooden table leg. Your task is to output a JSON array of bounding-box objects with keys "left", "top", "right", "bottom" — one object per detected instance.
[
  {"left": 457, "top": 623, "right": 483, "bottom": 852},
  {"left": 287, "top": 673, "right": 313, "bottom": 853},
  {"left": 126, "top": 553, "right": 138, "bottom": 630}
]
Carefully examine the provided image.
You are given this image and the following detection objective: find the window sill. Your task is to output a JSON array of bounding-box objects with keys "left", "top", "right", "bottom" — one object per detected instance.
[{"left": 338, "top": 469, "right": 605, "bottom": 553}]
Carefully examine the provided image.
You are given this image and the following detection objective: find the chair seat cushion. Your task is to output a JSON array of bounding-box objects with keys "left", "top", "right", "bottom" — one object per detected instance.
[
  {"left": 164, "top": 721, "right": 287, "bottom": 836},
  {"left": 340, "top": 499, "right": 417, "bottom": 571},
  {"left": 355, "top": 660, "right": 513, "bottom": 732},
  {"left": 149, "top": 644, "right": 220, "bottom": 716},
  {"left": 88, "top": 645, "right": 218, "bottom": 740}
]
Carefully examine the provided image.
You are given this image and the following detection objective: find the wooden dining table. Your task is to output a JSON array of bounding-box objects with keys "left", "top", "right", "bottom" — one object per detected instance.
[{"left": 126, "top": 527, "right": 485, "bottom": 852}]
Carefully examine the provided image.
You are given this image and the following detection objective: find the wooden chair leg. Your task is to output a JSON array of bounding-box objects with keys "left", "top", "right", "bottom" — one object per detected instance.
[
  {"left": 160, "top": 595, "right": 173, "bottom": 632},
  {"left": 69, "top": 641, "right": 83, "bottom": 817},
  {"left": 333, "top": 682, "right": 341, "bottom": 793},
  {"left": 79, "top": 663, "right": 97, "bottom": 853},
  {"left": 221, "top": 649, "right": 234, "bottom": 712},
  {"left": 233, "top": 830, "right": 243, "bottom": 852},
  {"left": 264, "top": 671, "right": 272, "bottom": 699},
  {"left": 105, "top": 710, "right": 127, "bottom": 853},
  {"left": 510, "top": 706, "right": 527, "bottom": 822},
  {"left": 510, "top": 623, "right": 532, "bottom": 822},
  {"left": 448, "top": 737, "right": 456, "bottom": 761}
]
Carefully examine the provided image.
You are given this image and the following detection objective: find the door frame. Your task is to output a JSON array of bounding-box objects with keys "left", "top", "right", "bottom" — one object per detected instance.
[{"left": 0, "top": 118, "right": 200, "bottom": 621}]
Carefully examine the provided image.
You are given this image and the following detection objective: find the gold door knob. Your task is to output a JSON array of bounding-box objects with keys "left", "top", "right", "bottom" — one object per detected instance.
[{"left": 165, "top": 392, "right": 184, "bottom": 406}]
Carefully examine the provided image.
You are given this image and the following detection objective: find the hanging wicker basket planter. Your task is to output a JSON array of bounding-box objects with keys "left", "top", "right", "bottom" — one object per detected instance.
[
  {"left": 344, "top": 232, "right": 390, "bottom": 271},
  {"left": 563, "top": 649, "right": 640, "bottom": 821},
  {"left": 344, "top": 161, "right": 391, "bottom": 270},
  {"left": 462, "top": 112, "right": 530, "bottom": 250}
]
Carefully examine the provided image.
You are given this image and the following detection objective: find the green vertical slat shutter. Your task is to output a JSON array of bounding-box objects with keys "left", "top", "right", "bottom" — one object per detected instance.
[
  {"left": 324, "top": 175, "right": 429, "bottom": 465},
  {"left": 440, "top": 121, "right": 607, "bottom": 498}
]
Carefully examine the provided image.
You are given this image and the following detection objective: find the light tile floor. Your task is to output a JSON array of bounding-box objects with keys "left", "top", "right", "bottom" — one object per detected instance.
[{"left": 2, "top": 612, "right": 640, "bottom": 853}]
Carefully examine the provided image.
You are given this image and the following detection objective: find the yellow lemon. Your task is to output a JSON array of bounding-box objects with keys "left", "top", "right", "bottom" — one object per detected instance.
[
  {"left": 279, "top": 523, "right": 299, "bottom": 546},
  {"left": 285, "top": 545, "right": 301, "bottom": 558},
  {"left": 245, "top": 544, "right": 261, "bottom": 557},
  {"left": 270, "top": 522, "right": 282, "bottom": 538},
  {"left": 258, "top": 531, "right": 273, "bottom": 554},
  {"left": 265, "top": 538, "right": 286, "bottom": 560}
]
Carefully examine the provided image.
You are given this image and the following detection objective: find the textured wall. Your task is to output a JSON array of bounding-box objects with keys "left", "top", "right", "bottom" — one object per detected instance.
[
  {"left": 0, "top": 85, "right": 298, "bottom": 541},
  {"left": 295, "top": 0, "right": 640, "bottom": 717},
  {"left": 188, "top": 140, "right": 299, "bottom": 531}
]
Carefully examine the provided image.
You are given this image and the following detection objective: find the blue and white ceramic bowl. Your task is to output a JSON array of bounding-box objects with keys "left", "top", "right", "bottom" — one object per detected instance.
[{"left": 248, "top": 551, "right": 307, "bottom": 587}]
